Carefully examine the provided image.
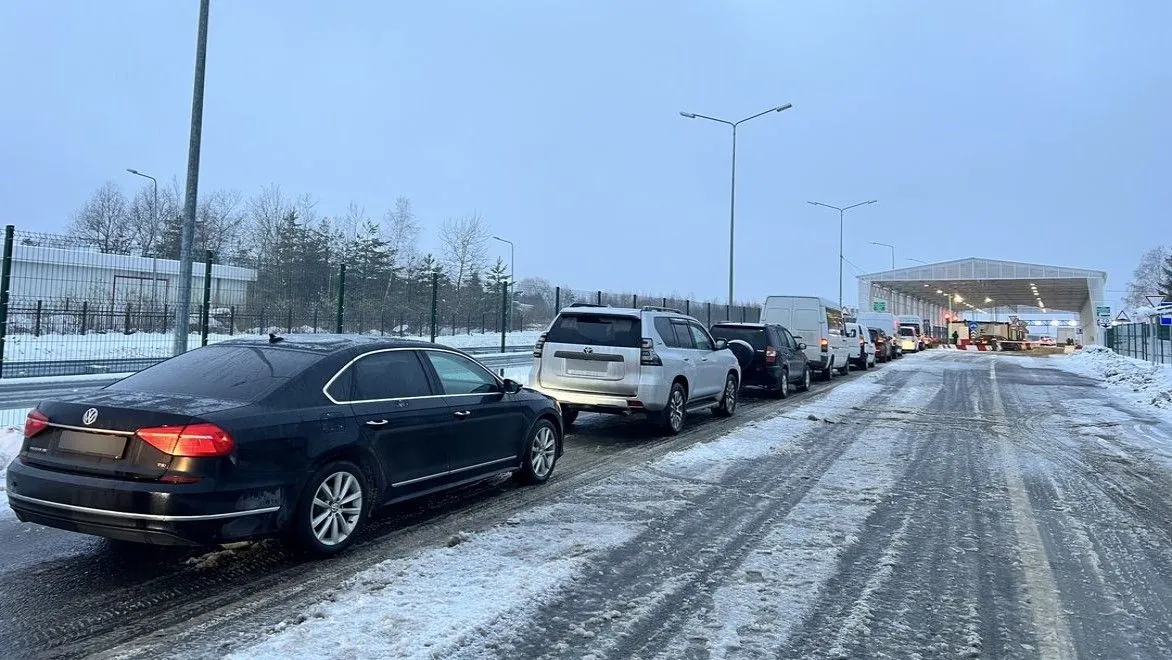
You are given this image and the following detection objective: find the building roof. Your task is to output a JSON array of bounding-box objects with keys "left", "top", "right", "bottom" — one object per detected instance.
[{"left": 13, "top": 244, "right": 257, "bottom": 281}]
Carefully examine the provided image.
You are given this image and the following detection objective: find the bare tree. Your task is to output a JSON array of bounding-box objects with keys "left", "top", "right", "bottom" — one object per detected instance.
[
  {"left": 246, "top": 184, "right": 294, "bottom": 261},
  {"left": 126, "top": 183, "right": 164, "bottom": 255},
  {"left": 439, "top": 212, "right": 490, "bottom": 302},
  {"left": 1124, "top": 245, "right": 1168, "bottom": 310},
  {"left": 196, "top": 189, "right": 246, "bottom": 259},
  {"left": 69, "top": 181, "right": 134, "bottom": 253},
  {"left": 385, "top": 196, "right": 420, "bottom": 271}
]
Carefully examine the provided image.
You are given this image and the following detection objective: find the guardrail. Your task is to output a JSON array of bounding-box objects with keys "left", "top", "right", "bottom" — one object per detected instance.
[{"left": 0, "top": 344, "right": 534, "bottom": 380}]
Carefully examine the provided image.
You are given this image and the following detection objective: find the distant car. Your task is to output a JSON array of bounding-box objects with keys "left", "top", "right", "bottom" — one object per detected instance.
[
  {"left": 709, "top": 322, "right": 812, "bottom": 398},
  {"left": 7, "top": 336, "right": 563, "bottom": 556},
  {"left": 869, "top": 328, "right": 893, "bottom": 362},
  {"left": 845, "top": 322, "right": 877, "bottom": 370},
  {"left": 1039, "top": 336, "right": 1056, "bottom": 347},
  {"left": 530, "top": 305, "right": 741, "bottom": 434},
  {"left": 896, "top": 326, "right": 919, "bottom": 353}
]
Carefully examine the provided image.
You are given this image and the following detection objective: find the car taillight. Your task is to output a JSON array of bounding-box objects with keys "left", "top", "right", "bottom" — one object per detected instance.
[
  {"left": 533, "top": 333, "right": 547, "bottom": 358},
  {"left": 764, "top": 346, "right": 777, "bottom": 364},
  {"left": 24, "top": 410, "right": 49, "bottom": 439},
  {"left": 820, "top": 338, "right": 829, "bottom": 353},
  {"left": 136, "top": 422, "right": 235, "bottom": 457},
  {"left": 640, "top": 338, "right": 662, "bottom": 366}
]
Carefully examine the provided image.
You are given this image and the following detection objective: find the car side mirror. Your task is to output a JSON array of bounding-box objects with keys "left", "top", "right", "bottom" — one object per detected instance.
[
  {"left": 501, "top": 378, "right": 523, "bottom": 394},
  {"left": 797, "top": 342, "right": 807, "bottom": 350},
  {"left": 714, "top": 339, "right": 728, "bottom": 351}
]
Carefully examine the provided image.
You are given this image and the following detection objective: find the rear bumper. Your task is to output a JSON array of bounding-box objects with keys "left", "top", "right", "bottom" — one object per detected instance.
[
  {"left": 6, "top": 459, "right": 288, "bottom": 546},
  {"left": 530, "top": 374, "right": 673, "bottom": 413},
  {"left": 742, "top": 365, "right": 784, "bottom": 388}
]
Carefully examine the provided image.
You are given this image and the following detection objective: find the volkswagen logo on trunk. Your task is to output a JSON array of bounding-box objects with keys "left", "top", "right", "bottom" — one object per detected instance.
[{"left": 82, "top": 408, "right": 99, "bottom": 426}]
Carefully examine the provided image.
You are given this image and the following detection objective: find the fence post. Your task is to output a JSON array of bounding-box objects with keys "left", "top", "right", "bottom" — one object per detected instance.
[
  {"left": 0, "top": 225, "right": 13, "bottom": 378},
  {"left": 80, "top": 301, "right": 89, "bottom": 335},
  {"left": 34, "top": 300, "right": 42, "bottom": 337},
  {"left": 124, "top": 303, "right": 133, "bottom": 335},
  {"left": 726, "top": 304, "right": 731, "bottom": 321},
  {"left": 707, "top": 302, "right": 711, "bottom": 325},
  {"left": 555, "top": 286, "right": 561, "bottom": 312},
  {"left": 501, "top": 281, "right": 509, "bottom": 352},
  {"left": 741, "top": 306, "right": 746, "bottom": 322},
  {"left": 596, "top": 290, "right": 602, "bottom": 305},
  {"left": 335, "top": 263, "right": 346, "bottom": 333},
  {"left": 685, "top": 300, "right": 690, "bottom": 316},
  {"left": 632, "top": 294, "right": 637, "bottom": 308},
  {"left": 429, "top": 271, "right": 439, "bottom": 343},
  {"left": 481, "top": 313, "right": 486, "bottom": 335},
  {"left": 229, "top": 306, "right": 236, "bottom": 335},
  {"left": 451, "top": 313, "right": 456, "bottom": 336},
  {"left": 287, "top": 306, "right": 294, "bottom": 334},
  {"left": 260, "top": 308, "right": 266, "bottom": 334},
  {"left": 162, "top": 303, "right": 168, "bottom": 334},
  {"left": 200, "top": 250, "right": 213, "bottom": 346},
  {"left": 312, "top": 308, "right": 318, "bottom": 333},
  {"left": 662, "top": 297, "right": 667, "bottom": 308}
]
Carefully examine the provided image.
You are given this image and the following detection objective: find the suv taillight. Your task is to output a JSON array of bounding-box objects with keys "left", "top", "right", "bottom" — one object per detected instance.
[
  {"left": 137, "top": 423, "right": 235, "bottom": 457},
  {"left": 640, "top": 338, "right": 662, "bottom": 366},
  {"left": 764, "top": 346, "right": 777, "bottom": 364},
  {"left": 24, "top": 410, "right": 49, "bottom": 439},
  {"left": 533, "top": 333, "right": 547, "bottom": 358},
  {"left": 820, "top": 338, "right": 829, "bottom": 353}
]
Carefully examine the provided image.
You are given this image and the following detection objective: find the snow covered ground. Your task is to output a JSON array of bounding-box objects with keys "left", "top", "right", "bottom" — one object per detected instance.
[
  {"left": 3, "top": 330, "right": 543, "bottom": 362},
  {"left": 0, "top": 421, "right": 23, "bottom": 519},
  {"left": 1052, "top": 345, "right": 1172, "bottom": 416}
]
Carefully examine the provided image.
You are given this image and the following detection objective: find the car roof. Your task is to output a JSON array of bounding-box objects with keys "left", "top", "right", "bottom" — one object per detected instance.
[
  {"left": 557, "top": 306, "right": 694, "bottom": 320},
  {"left": 215, "top": 333, "right": 458, "bottom": 355},
  {"left": 711, "top": 322, "right": 767, "bottom": 328}
]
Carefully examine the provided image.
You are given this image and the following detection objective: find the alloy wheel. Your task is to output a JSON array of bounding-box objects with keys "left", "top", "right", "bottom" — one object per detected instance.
[
  {"left": 669, "top": 389, "right": 685, "bottom": 431},
  {"left": 724, "top": 377, "right": 738, "bottom": 413},
  {"left": 531, "top": 426, "right": 557, "bottom": 478},
  {"left": 310, "top": 471, "right": 363, "bottom": 546}
]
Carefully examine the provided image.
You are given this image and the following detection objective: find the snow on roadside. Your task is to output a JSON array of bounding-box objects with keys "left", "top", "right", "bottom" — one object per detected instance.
[
  {"left": 1053, "top": 345, "right": 1172, "bottom": 413},
  {"left": 0, "top": 424, "right": 24, "bottom": 519},
  {"left": 232, "top": 507, "right": 641, "bottom": 660}
]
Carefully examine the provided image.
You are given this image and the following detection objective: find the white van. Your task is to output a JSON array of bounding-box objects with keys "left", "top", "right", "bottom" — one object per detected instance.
[
  {"left": 896, "top": 314, "right": 924, "bottom": 352},
  {"left": 845, "top": 322, "right": 877, "bottom": 370},
  {"left": 761, "top": 296, "right": 853, "bottom": 380}
]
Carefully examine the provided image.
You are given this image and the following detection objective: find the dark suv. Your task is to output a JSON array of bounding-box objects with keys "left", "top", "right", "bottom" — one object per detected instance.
[{"left": 709, "top": 322, "right": 811, "bottom": 398}]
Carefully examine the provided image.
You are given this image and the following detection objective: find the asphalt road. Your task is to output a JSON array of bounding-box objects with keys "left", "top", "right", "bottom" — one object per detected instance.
[{"left": 5, "top": 351, "right": 1172, "bottom": 659}]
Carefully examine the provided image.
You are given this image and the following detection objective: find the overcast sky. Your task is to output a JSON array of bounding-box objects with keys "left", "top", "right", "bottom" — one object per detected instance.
[{"left": 1, "top": 1, "right": 1167, "bottom": 310}]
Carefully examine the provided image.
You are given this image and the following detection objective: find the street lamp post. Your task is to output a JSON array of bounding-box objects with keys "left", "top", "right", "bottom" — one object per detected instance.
[
  {"left": 680, "top": 103, "right": 793, "bottom": 306},
  {"left": 491, "top": 235, "right": 514, "bottom": 285},
  {"left": 906, "top": 258, "right": 927, "bottom": 264},
  {"left": 808, "top": 199, "right": 877, "bottom": 310},
  {"left": 126, "top": 169, "right": 158, "bottom": 235},
  {"left": 869, "top": 241, "right": 895, "bottom": 270}
]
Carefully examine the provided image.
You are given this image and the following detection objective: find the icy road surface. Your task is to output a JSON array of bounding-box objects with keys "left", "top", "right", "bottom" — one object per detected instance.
[{"left": 4, "top": 351, "right": 1172, "bottom": 659}]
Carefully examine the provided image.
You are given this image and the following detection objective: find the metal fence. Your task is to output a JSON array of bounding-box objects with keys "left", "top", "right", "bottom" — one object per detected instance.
[
  {"left": 1106, "top": 321, "right": 1172, "bottom": 365},
  {"left": 0, "top": 226, "right": 760, "bottom": 377}
]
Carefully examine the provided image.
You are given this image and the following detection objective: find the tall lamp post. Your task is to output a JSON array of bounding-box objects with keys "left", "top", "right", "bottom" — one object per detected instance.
[
  {"left": 808, "top": 199, "right": 877, "bottom": 310},
  {"left": 870, "top": 241, "right": 895, "bottom": 270},
  {"left": 125, "top": 168, "right": 158, "bottom": 234},
  {"left": 680, "top": 103, "right": 793, "bottom": 305},
  {"left": 491, "top": 235, "right": 514, "bottom": 285}
]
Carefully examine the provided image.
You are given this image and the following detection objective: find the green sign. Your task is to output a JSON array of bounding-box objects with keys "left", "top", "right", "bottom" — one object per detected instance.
[
  {"left": 1095, "top": 305, "right": 1111, "bottom": 318},
  {"left": 872, "top": 300, "right": 887, "bottom": 313}
]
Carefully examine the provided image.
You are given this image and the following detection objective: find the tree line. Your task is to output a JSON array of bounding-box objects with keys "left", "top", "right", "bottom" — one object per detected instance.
[{"left": 1124, "top": 245, "right": 1172, "bottom": 311}]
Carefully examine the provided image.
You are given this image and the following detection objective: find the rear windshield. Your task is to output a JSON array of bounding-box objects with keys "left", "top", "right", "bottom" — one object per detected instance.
[
  {"left": 106, "top": 344, "right": 319, "bottom": 402},
  {"left": 710, "top": 326, "right": 767, "bottom": 350},
  {"left": 899, "top": 327, "right": 916, "bottom": 337},
  {"left": 546, "top": 313, "right": 642, "bottom": 348}
]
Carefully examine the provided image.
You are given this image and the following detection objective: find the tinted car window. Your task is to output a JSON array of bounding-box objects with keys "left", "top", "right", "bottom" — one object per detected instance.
[
  {"left": 688, "top": 322, "right": 715, "bottom": 351},
  {"left": 671, "top": 320, "right": 695, "bottom": 348},
  {"left": 782, "top": 327, "right": 802, "bottom": 347},
  {"left": 777, "top": 327, "right": 795, "bottom": 349},
  {"left": 334, "top": 350, "right": 433, "bottom": 401},
  {"left": 655, "top": 317, "right": 682, "bottom": 348},
  {"left": 868, "top": 329, "right": 881, "bottom": 341},
  {"left": 899, "top": 327, "right": 917, "bottom": 337},
  {"left": 425, "top": 351, "right": 498, "bottom": 395},
  {"left": 710, "top": 325, "right": 767, "bottom": 350},
  {"left": 107, "top": 345, "right": 319, "bottom": 402},
  {"left": 546, "top": 313, "right": 642, "bottom": 348}
]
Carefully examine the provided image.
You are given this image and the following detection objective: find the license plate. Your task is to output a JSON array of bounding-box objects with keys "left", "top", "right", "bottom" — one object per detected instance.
[
  {"left": 57, "top": 430, "right": 128, "bottom": 459},
  {"left": 566, "top": 360, "right": 608, "bottom": 375}
]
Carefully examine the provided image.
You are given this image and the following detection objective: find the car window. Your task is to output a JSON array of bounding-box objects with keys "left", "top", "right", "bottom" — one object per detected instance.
[
  {"left": 845, "top": 324, "right": 857, "bottom": 338},
  {"left": 826, "top": 307, "right": 845, "bottom": 336},
  {"left": 332, "top": 350, "right": 433, "bottom": 402},
  {"left": 899, "top": 327, "right": 916, "bottom": 337},
  {"left": 655, "top": 317, "right": 684, "bottom": 348},
  {"left": 688, "top": 322, "right": 715, "bottom": 351},
  {"left": 709, "top": 325, "right": 766, "bottom": 350},
  {"left": 425, "top": 351, "right": 499, "bottom": 395},
  {"left": 781, "top": 327, "right": 799, "bottom": 348},
  {"left": 670, "top": 320, "right": 695, "bottom": 348},
  {"left": 546, "top": 313, "right": 642, "bottom": 348},
  {"left": 107, "top": 344, "right": 319, "bottom": 402},
  {"left": 868, "top": 329, "right": 880, "bottom": 341}
]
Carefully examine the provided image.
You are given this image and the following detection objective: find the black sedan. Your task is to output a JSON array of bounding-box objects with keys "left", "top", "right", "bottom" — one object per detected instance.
[{"left": 7, "top": 335, "right": 563, "bottom": 556}]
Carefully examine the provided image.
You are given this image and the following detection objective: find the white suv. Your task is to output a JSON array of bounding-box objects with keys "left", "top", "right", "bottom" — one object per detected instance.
[{"left": 529, "top": 305, "right": 742, "bottom": 434}]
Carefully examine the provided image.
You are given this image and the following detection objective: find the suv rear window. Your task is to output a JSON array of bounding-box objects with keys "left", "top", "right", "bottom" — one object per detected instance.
[
  {"left": 710, "top": 325, "right": 767, "bottom": 350},
  {"left": 899, "top": 327, "right": 916, "bottom": 337},
  {"left": 107, "top": 345, "right": 319, "bottom": 402},
  {"left": 546, "top": 313, "right": 642, "bottom": 348}
]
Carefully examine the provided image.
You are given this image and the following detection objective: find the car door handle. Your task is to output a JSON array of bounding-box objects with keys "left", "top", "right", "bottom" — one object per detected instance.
[
  {"left": 453, "top": 410, "right": 471, "bottom": 419},
  {"left": 700, "top": 357, "right": 710, "bottom": 362},
  {"left": 365, "top": 419, "right": 389, "bottom": 427}
]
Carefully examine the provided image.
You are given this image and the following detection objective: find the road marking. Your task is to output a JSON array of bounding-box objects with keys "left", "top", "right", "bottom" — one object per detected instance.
[{"left": 988, "top": 360, "right": 1077, "bottom": 660}]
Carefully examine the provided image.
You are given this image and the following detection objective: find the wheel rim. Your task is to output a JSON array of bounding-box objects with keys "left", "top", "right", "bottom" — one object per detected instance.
[
  {"left": 804, "top": 369, "right": 811, "bottom": 388},
  {"left": 725, "top": 377, "right": 737, "bottom": 411},
  {"left": 669, "top": 389, "right": 685, "bottom": 430},
  {"left": 780, "top": 372, "right": 788, "bottom": 393},
  {"left": 531, "top": 426, "right": 557, "bottom": 478},
  {"left": 311, "top": 471, "right": 363, "bottom": 546}
]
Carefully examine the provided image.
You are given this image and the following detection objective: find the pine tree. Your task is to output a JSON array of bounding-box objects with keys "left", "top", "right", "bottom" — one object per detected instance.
[{"left": 485, "top": 257, "right": 509, "bottom": 292}]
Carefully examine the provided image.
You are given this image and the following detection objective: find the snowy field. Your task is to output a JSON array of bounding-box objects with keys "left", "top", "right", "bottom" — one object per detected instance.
[
  {"left": 2, "top": 330, "right": 543, "bottom": 362},
  {"left": 1052, "top": 345, "right": 1172, "bottom": 417}
]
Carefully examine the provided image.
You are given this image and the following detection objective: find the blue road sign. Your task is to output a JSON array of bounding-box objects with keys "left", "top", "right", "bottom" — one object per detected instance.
[
  {"left": 967, "top": 321, "right": 979, "bottom": 331},
  {"left": 1161, "top": 316, "right": 1172, "bottom": 327}
]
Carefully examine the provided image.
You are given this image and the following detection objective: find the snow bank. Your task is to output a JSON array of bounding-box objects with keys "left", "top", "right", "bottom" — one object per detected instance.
[
  {"left": 0, "top": 427, "right": 23, "bottom": 519},
  {"left": 1055, "top": 345, "right": 1172, "bottom": 411}
]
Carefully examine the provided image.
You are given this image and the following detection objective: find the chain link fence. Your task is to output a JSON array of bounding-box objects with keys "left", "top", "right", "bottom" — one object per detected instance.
[
  {"left": 0, "top": 227, "right": 760, "bottom": 377},
  {"left": 1106, "top": 321, "right": 1172, "bottom": 365}
]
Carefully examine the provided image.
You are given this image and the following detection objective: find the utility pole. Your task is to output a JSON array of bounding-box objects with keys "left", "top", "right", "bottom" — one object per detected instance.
[{"left": 173, "top": 0, "right": 210, "bottom": 356}]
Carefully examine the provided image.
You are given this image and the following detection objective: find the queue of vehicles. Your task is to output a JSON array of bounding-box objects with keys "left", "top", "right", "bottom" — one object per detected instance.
[{"left": 6, "top": 297, "right": 935, "bottom": 558}]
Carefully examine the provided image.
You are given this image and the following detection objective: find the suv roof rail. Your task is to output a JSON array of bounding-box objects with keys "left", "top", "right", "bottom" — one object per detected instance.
[
  {"left": 568, "top": 302, "right": 610, "bottom": 308},
  {"left": 641, "top": 305, "right": 683, "bottom": 314}
]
